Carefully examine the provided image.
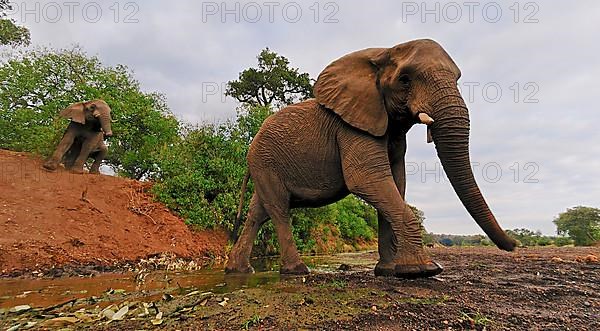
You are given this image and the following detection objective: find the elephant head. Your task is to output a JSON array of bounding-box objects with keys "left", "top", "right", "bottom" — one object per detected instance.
[
  {"left": 314, "top": 39, "right": 516, "bottom": 251},
  {"left": 60, "top": 99, "right": 113, "bottom": 137}
]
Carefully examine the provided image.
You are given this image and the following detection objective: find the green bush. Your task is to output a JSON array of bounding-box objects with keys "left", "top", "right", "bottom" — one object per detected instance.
[
  {"left": 553, "top": 236, "right": 574, "bottom": 247},
  {"left": 536, "top": 236, "right": 553, "bottom": 246},
  {"left": 331, "top": 197, "right": 377, "bottom": 242},
  {"left": 251, "top": 196, "right": 378, "bottom": 256},
  {"left": 151, "top": 123, "right": 247, "bottom": 230}
]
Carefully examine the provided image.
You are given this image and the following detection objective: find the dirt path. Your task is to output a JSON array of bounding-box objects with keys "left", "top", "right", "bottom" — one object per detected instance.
[
  {"left": 0, "top": 150, "right": 226, "bottom": 276},
  {"left": 1, "top": 247, "right": 598, "bottom": 330}
]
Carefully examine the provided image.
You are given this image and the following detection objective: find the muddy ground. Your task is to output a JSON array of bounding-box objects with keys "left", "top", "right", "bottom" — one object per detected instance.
[{"left": 1, "top": 247, "right": 598, "bottom": 330}]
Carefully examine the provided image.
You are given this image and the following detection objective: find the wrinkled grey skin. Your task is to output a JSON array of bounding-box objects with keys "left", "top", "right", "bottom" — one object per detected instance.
[
  {"left": 43, "top": 100, "right": 112, "bottom": 174},
  {"left": 226, "top": 39, "right": 517, "bottom": 279}
]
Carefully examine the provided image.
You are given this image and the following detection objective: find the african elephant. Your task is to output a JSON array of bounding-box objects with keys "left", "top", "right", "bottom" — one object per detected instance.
[
  {"left": 226, "top": 39, "right": 517, "bottom": 279},
  {"left": 43, "top": 99, "right": 113, "bottom": 174}
]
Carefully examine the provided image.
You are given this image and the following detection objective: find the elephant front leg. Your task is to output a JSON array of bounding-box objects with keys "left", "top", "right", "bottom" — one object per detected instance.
[
  {"left": 71, "top": 133, "right": 102, "bottom": 174},
  {"left": 89, "top": 141, "right": 108, "bottom": 174},
  {"left": 63, "top": 138, "right": 83, "bottom": 170},
  {"left": 355, "top": 179, "right": 442, "bottom": 278},
  {"left": 43, "top": 129, "right": 76, "bottom": 171},
  {"left": 373, "top": 133, "right": 438, "bottom": 277},
  {"left": 382, "top": 201, "right": 442, "bottom": 278},
  {"left": 376, "top": 134, "right": 407, "bottom": 275},
  {"left": 341, "top": 139, "right": 441, "bottom": 278}
]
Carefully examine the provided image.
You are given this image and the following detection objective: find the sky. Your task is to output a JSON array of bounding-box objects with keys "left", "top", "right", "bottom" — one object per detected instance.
[{"left": 5, "top": 1, "right": 600, "bottom": 235}]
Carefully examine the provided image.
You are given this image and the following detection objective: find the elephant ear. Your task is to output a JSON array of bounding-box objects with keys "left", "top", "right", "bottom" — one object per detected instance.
[
  {"left": 314, "top": 48, "right": 389, "bottom": 136},
  {"left": 59, "top": 102, "right": 86, "bottom": 124}
]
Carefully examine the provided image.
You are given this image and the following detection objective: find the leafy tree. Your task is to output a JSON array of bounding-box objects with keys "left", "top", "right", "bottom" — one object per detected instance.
[
  {"left": 0, "top": 47, "right": 179, "bottom": 179},
  {"left": 225, "top": 48, "right": 313, "bottom": 108},
  {"left": 554, "top": 206, "right": 600, "bottom": 246},
  {"left": 152, "top": 123, "right": 247, "bottom": 229},
  {"left": 0, "top": 1, "right": 30, "bottom": 47},
  {"left": 536, "top": 236, "right": 553, "bottom": 246},
  {"left": 290, "top": 196, "right": 377, "bottom": 254},
  {"left": 330, "top": 197, "right": 377, "bottom": 242}
]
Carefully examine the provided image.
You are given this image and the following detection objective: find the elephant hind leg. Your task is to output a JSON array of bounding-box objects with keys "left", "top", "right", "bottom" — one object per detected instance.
[
  {"left": 254, "top": 173, "right": 309, "bottom": 275},
  {"left": 225, "top": 193, "right": 269, "bottom": 274},
  {"left": 44, "top": 128, "right": 76, "bottom": 171},
  {"left": 263, "top": 202, "right": 309, "bottom": 275}
]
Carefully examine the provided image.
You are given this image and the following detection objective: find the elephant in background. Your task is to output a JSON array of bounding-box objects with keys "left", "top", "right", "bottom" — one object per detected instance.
[
  {"left": 43, "top": 99, "right": 113, "bottom": 174},
  {"left": 226, "top": 39, "right": 517, "bottom": 279}
]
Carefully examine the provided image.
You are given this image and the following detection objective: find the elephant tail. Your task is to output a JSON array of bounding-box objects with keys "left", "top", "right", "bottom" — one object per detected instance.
[{"left": 232, "top": 170, "right": 250, "bottom": 242}]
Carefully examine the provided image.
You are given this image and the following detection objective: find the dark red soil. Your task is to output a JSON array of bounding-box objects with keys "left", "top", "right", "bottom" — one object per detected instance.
[{"left": 0, "top": 149, "right": 227, "bottom": 276}]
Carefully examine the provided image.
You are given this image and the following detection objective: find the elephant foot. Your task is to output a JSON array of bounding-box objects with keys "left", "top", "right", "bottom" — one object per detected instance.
[
  {"left": 280, "top": 262, "right": 310, "bottom": 275},
  {"left": 224, "top": 262, "right": 255, "bottom": 274},
  {"left": 70, "top": 167, "right": 85, "bottom": 174},
  {"left": 90, "top": 162, "right": 101, "bottom": 174},
  {"left": 374, "top": 262, "right": 396, "bottom": 277},
  {"left": 42, "top": 161, "right": 58, "bottom": 171},
  {"left": 375, "top": 261, "right": 443, "bottom": 278},
  {"left": 393, "top": 261, "right": 443, "bottom": 279}
]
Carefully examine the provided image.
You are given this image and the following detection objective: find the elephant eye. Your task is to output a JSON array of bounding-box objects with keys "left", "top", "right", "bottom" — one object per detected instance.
[{"left": 398, "top": 74, "right": 410, "bottom": 85}]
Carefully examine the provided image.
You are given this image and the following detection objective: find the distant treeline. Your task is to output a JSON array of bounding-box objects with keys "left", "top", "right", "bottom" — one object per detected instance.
[{"left": 424, "top": 228, "right": 575, "bottom": 247}]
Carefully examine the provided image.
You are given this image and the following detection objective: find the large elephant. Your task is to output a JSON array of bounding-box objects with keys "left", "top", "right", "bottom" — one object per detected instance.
[
  {"left": 43, "top": 99, "right": 113, "bottom": 174},
  {"left": 226, "top": 39, "right": 517, "bottom": 278}
]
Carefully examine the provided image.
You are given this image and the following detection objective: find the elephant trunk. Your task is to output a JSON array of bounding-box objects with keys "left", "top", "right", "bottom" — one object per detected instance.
[
  {"left": 99, "top": 112, "right": 113, "bottom": 137},
  {"left": 428, "top": 78, "right": 516, "bottom": 251}
]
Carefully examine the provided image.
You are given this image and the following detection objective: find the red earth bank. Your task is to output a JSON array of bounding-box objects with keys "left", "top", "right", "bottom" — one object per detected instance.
[{"left": 0, "top": 149, "right": 227, "bottom": 276}]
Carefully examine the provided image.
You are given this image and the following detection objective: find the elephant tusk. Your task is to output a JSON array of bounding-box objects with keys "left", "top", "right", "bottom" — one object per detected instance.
[{"left": 418, "top": 113, "right": 434, "bottom": 125}]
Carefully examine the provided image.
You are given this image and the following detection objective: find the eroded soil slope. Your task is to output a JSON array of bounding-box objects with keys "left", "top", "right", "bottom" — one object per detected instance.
[{"left": 0, "top": 149, "right": 226, "bottom": 276}]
